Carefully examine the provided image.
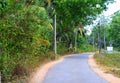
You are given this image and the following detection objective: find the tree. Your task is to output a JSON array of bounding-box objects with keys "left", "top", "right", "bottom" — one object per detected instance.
[
  {"left": 0, "top": 0, "right": 53, "bottom": 82},
  {"left": 53, "top": 0, "right": 114, "bottom": 48},
  {"left": 108, "top": 11, "right": 120, "bottom": 49}
]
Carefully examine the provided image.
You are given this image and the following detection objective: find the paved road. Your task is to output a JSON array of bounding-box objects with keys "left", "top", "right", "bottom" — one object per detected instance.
[{"left": 43, "top": 53, "right": 108, "bottom": 83}]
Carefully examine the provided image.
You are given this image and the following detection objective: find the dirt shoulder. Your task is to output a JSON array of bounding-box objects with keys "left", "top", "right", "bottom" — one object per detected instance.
[
  {"left": 88, "top": 54, "right": 120, "bottom": 83},
  {"left": 29, "top": 53, "right": 120, "bottom": 83},
  {"left": 29, "top": 54, "right": 73, "bottom": 83},
  {"left": 29, "top": 58, "right": 63, "bottom": 83}
]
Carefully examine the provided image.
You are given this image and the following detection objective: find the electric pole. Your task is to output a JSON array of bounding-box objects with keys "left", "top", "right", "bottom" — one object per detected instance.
[
  {"left": 74, "top": 29, "right": 77, "bottom": 52},
  {"left": 54, "top": 14, "right": 57, "bottom": 54},
  {"left": 93, "top": 30, "right": 95, "bottom": 52},
  {"left": 104, "top": 28, "right": 106, "bottom": 51},
  {"left": 98, "top": 22, "right": 101, "bottom": 54}
]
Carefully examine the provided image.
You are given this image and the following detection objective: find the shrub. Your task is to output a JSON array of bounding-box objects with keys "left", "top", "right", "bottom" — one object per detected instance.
[{"left": 0, "top": 2, "right": 53, "bottom": 82}]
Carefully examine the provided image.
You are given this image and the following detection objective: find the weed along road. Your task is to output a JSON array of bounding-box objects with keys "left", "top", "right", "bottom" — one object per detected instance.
[{"left": 42, "top": 53, "right": 108, "bottom": 83}]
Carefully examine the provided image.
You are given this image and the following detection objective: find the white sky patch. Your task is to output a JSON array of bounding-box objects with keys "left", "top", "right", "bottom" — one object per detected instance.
[{"left": 103, "top": 0, "right": 120, "bottom": 16}]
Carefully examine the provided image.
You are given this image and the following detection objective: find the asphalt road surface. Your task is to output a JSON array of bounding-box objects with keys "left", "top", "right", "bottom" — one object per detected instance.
[{"left": 43, "top": 53, "right": 108, "bottom": 83}]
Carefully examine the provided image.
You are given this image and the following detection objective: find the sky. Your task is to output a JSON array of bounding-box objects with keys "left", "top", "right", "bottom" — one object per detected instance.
[
  {"left": 86, "top": 0, "right": 120, "bottom": 35},
  {"left": 103, "top": 0, "right": 120, "bottom": 16}
]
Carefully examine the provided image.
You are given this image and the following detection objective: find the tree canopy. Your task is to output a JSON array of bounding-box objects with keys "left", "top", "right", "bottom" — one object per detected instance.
[
  {"left": 0, "top": 0, "right": 115, "bottom": 82},
  {"left": 54, "top": 0, "right": 113, "bottom": 25},
  {"left": 51, "top": 0, "right": 114, "bottom": 48},
  {"left": 109, "top": 11, "right": 120, "bottom": 48}
]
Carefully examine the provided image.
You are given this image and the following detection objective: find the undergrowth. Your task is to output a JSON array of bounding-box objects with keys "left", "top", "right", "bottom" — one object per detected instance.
[
  {"left": 8, "top": 51, "right": 57, "bottom": 83},
  {"left": 94, "top": 53, "right": 120, "bottom": 77}
]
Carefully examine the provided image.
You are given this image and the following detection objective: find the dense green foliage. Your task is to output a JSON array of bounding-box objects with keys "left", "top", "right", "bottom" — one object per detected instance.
[
  {"left": 0, "top": 0, "right": 114, "bottom": 82},
  {"left": 109, "top": 11, "right": 120, "bottom": 50},
  {"left": 0, "top": 0, "right": 54, "bottom": 82},
  {"left": 55, "top": 0, "right": 112, "bottom": 25},
  {"left": 53, "top": 0, "right": 114, "bottom": 49}
]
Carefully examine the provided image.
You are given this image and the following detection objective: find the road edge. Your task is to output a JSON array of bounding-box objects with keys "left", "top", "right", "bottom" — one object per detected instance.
[
  {"left": 29, "top": 54, "right": 74, "bottom": 83},
  {"left": 88, "top": 54, "right": 120, "bottom": 83},
  {"left": 29, "top": 58, "right": 63, "bottom": 83}
]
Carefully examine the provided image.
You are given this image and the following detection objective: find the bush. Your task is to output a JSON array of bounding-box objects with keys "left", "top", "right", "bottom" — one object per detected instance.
[
  {"left": 76, "top": 44, "right": 97, "bottom": 53},
  {"left": 0, "top": 2, "right": 53, "bottom": 82}
]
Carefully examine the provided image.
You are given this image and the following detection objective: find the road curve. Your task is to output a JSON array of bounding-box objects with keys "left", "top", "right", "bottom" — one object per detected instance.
[{"left": 42, "top": 53, "right": 108, "bottom": 83}]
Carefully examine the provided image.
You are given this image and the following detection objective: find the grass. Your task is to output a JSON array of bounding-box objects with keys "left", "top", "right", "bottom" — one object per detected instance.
[
  {"left": 10, "top": 51, "right": 59, "bottom": 83},
  {"left": 76, "top": 44, "right": 97, "bottom": 53},
  {"left": 94, "top": 53, "right": 120, "bottom": 77}
]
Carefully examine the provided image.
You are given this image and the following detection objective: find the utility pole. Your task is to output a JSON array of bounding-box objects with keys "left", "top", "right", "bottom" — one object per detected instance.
[
  {"left": 104, "top": 28, "right": 106, "bottom": 51},
  {"left": 101, "top": 14, "right": 106, "bottom": 51},
  {"left": 75, "top": 29, "right": 77, "bottom": 52},
  {"left": 93, "top": 30, "right": 95, "bottom": 52},
  {"left": 54, "top": 14, "right": 57, "bottom": 54},
  {"left": 98, "top": 22, "right": 101, "bottom": 54}
]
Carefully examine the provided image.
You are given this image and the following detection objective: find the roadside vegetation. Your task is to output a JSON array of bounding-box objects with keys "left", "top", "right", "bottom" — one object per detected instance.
[
  {"left": 94, "top": 53, "right": 120, "bottom": 77},
  {"left": 90, "top": 5, "right": 120, "bottom": 78},
  {"left": 89, "top": 9, "right": 120, "bottom": 51},
  {"left": 0, "top": 0, "right": 114, "bottom": 83}
]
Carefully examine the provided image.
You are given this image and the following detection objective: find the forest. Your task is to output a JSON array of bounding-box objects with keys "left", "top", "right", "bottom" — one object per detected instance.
[{"left": 0, "top": 0, "right": 118, "bottom": 83}]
